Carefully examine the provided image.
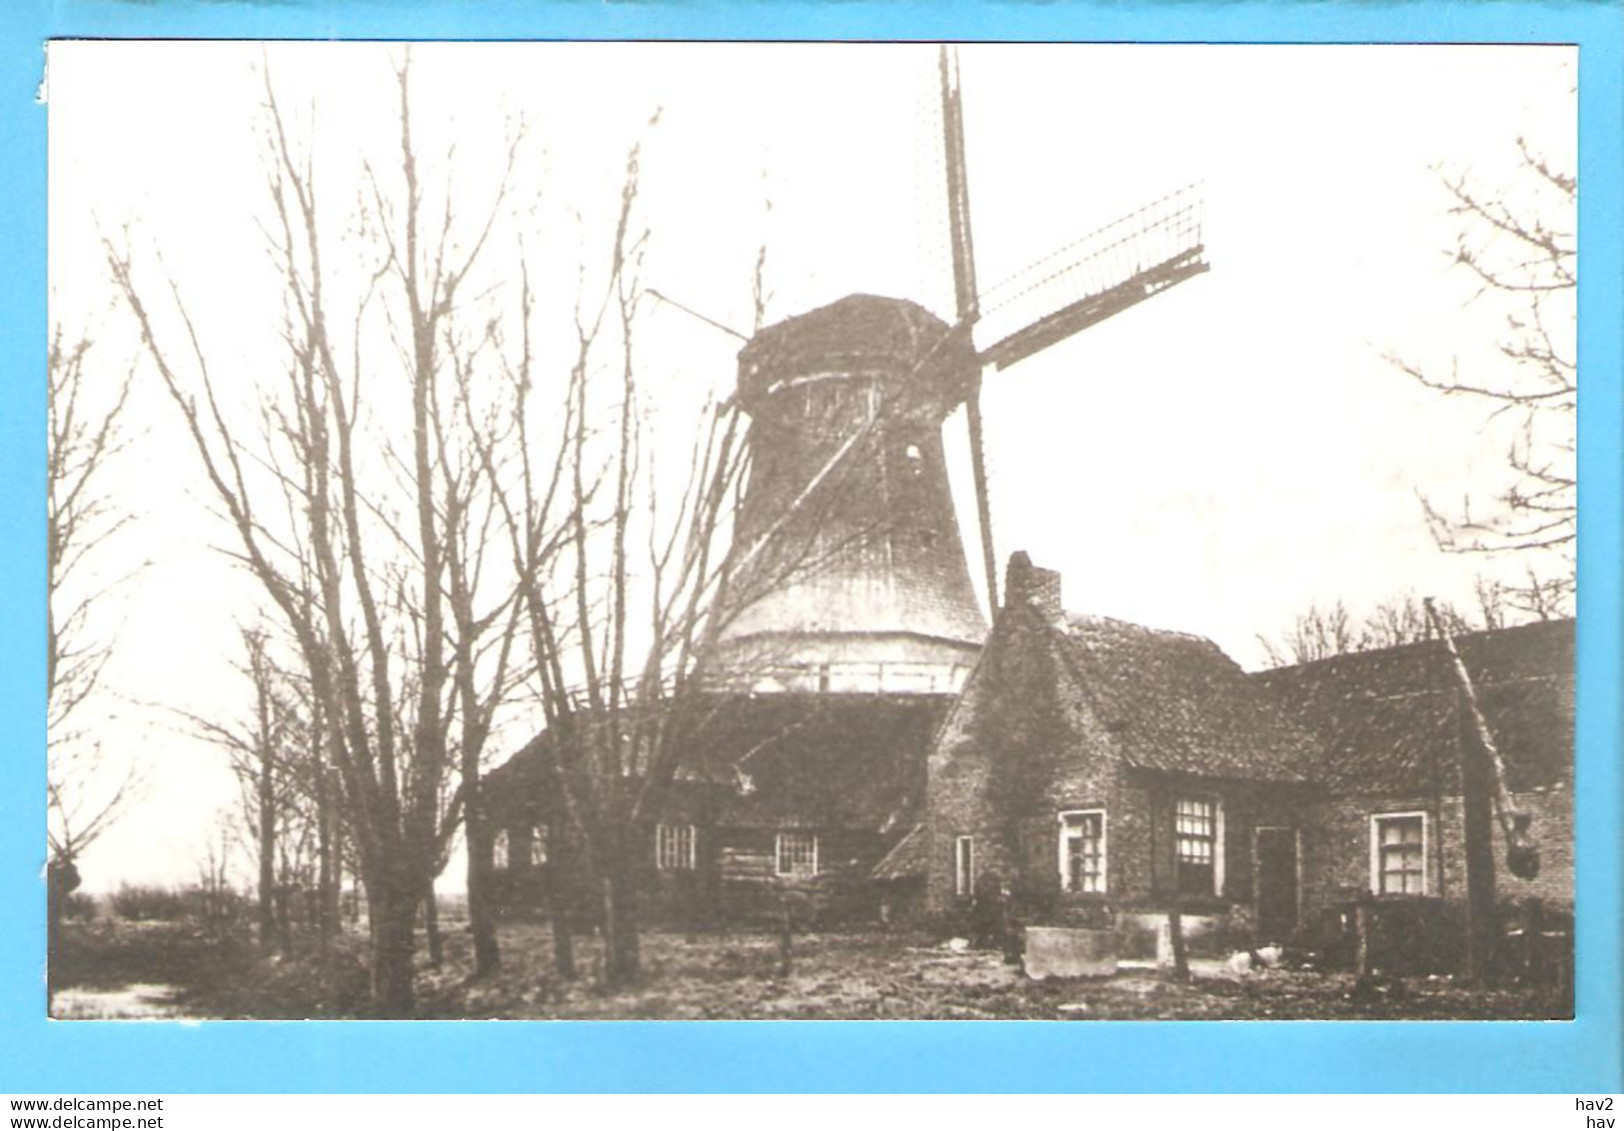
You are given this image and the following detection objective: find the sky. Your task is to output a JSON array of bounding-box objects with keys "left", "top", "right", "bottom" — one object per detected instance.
[{"left": 46, "top": 41, "right": 1576, "bottom": 890}]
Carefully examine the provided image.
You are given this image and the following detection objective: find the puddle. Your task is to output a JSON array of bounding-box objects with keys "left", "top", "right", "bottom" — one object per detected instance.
[{"left": 52, "top": 983, "right": 185, "bottom": 1020}]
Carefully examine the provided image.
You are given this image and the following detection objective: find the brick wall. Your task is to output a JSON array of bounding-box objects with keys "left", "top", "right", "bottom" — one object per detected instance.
[
  {"left": 1303, "top": 785, "right": 1573, "bottom": 917},
  {"left": 924, "top": 605, "right": 1069, "bottom": 912},
  {"left": 923, "top": 599, "right": 1316, "bottom": 928}
]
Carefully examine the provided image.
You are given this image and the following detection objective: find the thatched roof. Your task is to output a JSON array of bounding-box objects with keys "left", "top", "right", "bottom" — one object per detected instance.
[
  {"left": 736, "top": 294, "right": 976, "bottom": 413},
  {"left": 1254, "top": 619, "right": 1574, "bottom": 796},
  {"left": 483, "top": 691, "right": 952, "bottom": 833},
  {"left": 1048, "top": 614, "right": 1321, "bottom": 783}
]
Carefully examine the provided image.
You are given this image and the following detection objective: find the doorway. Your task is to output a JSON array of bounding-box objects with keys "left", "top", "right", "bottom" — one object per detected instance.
[{"left": 1255, "top": 826, "right": 1299, "bottom": 943}]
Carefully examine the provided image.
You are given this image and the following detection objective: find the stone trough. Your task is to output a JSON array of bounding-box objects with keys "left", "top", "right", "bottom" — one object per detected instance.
[{"left": 1023, "top": 926, "right": 1118, "bottom": 979}]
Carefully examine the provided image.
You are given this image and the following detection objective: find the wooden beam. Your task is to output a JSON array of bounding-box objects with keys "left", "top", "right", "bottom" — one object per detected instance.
[{"left": 981, "top": 251, "right": 1209, "bottom": 372}]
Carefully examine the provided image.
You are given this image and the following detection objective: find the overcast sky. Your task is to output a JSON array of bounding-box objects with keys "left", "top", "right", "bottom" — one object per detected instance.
[{"left": 47, "top": 41, "right": 1575, "bottom": 890}]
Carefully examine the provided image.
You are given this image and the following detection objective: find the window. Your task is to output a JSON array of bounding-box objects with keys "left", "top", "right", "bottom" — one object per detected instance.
[
  {"left": 492, "top": 828, "right": 509, "bottom": 870},
  {"left": 1059, "top": 810, "right": 1107, "bottom": 894},
  {"left": 1371, "top": 813, "right": 1427, "bottom": 895},
  {"left": 954, "top": 835, "right": 975, "bottom": 897},
  {"left": 1175, "top": 798, "right": 1222, "bottom": 896},
  {"left": 528, "top": 824, "right": 549, "bottom": 867},
  {"left": 656, "top": 823, "right": 697, "bottom": 871},
  {"left": 775, "top": 831, "right": 819, "bottom": 877}
]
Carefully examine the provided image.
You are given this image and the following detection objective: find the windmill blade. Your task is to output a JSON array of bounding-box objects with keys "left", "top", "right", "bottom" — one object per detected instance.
[
  {"left": 938, "top": 44, "right": 1000, "bottom": 613},
  {"left": 976, "top": 183, "right": 1210, "bottom": 371}
]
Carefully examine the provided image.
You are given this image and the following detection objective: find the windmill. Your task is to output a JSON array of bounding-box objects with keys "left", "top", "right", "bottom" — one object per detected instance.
[
  {"left": 706, "top": 46, "right": 1210, "bottom": 692},
  {"left": 936, "top": 45, "right": 1210, "bottom": 611}
]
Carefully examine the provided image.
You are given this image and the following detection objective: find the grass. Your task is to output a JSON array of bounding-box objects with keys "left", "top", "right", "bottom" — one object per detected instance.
[{"left": 51, "top": 917, "right": 1573, "bottom": 1021}]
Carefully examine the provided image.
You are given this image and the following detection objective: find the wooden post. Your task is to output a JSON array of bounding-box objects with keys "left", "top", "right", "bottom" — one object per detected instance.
[
  {"left": 1354, "top": 898, "right": 1372, "bottom": 978},
  {"left": 1168, "top": 904, "right": 1189, "bottom": 982},
  {"left": 776, "top": 894, "right": 794, "bottom": 979},
  {"left": 1460, "top": 707, "right": 1499, "bottom": 984},
  {"left": 1523, "top": 897, "right": 1544, "bottom": 985}
]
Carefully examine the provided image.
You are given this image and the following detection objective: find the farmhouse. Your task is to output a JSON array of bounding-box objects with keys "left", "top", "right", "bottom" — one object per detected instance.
[
  {"left": 901, "top": 552, "right": 1573, "bottom": 958},
  {"left": 485, "top": 690, "right": 950, "bottom": 924}
]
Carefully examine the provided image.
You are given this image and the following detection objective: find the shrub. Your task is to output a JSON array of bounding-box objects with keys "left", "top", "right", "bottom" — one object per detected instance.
[
  {"left": 110, "top": 883, "right": 191, "bottom": 922},
  {"left": 60, "top": 891, "right": 100, "bottom": 921}
]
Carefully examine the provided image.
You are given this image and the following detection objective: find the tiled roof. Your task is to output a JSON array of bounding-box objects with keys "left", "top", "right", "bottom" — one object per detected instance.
[
  {"left": 1253, "top": 619, "right": 1574, "bottom": 795},
  {"left": 1049, "top": 613, "right": 1321, "bottom": 783},
  {"left": 871, "top": 824, "right": 927, "bottom": 882}
]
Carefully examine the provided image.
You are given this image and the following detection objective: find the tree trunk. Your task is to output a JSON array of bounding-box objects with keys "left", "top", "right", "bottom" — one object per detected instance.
[
  {"left": 366, "top": 870, "right": 418, "bottom": 1017},
  {"left": 599, "top": 854, "right": 640, "bottom": 987},
  {"left": 548, "top": 836, "right": 576, "bottom": 981},
  {"left": 257, "top": 749, "right": 277, "bottom": 955},
  {"left": 463, "top": 787, "right": 500, "bottom": 979},
  {"left": 316, "top": 783, "right": 339, "bottom": 950},
  {"left": 46, "top": 857, "right": 79, "bottom": 1008},
  {"left": 316, "top": 745, "right": 340, "bottom": 949},
  {"left": 423, "top": 886, "right": 443, "bottom": 968}
]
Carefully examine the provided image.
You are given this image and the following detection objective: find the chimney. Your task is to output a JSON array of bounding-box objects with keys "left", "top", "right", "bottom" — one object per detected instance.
[{"left": 1004, "top": 551, "right": 1063, "bottom": 622}]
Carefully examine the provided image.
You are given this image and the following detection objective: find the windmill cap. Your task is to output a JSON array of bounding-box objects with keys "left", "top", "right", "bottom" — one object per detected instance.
[{"left": 737, "top": 294, "right": 977, "bottom": 414}]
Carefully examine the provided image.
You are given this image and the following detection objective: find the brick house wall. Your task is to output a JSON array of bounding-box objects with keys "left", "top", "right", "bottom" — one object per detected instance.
[
  {"left": 1304, "top": 785, "right": 1574, "bottom": 916},
  {"left": 924, "top": 604, "right": 1057, "bottom": 912},
  {"left": 922, "top": 596, "right": 1315, "bottom": 932}
]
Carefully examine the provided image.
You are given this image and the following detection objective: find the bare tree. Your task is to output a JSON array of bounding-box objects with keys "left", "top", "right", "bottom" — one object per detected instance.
[
  {"left": 484, "top": 125, "right": 751, "bottom": 984},
  {"left": 1258, "top": 591, "right": 1487, "bottom": 667},
  {"left": 484, "top": 128, "right": 923, "bottom": 985},
  {"left": 46, "top": 325, "right": 141, "bottom": 981},
  {"left": 1257, "top": 599, "right": 1356, "bottom": 666},
  {"left": 1387, "top": 134, "right": 1576, "bottom": 618},
  {"left": 173, "top": 625, "right": 326, "bottom": 955},
  {"left": 476, "top": 123, "right": 768, "bottom": 983},
  {"left": 108, "top": 56, "right": 541, "bottom": 1013}
]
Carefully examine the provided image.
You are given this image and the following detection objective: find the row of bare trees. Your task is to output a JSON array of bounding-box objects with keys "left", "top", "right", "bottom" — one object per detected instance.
[
  {"left": 1258, "top": 586, "right": 1503, "bottom": 667},
  {"left": 45, "top": 327, "right": 141, "bottom": 986},
  {"left": 92, "top": 54, "right": 779, "bottom": 1013}
]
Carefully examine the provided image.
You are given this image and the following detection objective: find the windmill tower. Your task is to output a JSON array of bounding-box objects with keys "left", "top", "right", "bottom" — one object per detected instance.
[
  {"left": 707, "top": 46, "right": 1210, "bottom": 689},
  {"left": 708, "top": 294, "right": 989, "bottom": 694}
]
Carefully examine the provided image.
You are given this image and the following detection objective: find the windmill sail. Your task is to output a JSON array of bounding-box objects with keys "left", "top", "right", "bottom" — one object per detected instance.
[{"left": 975, "top": 183, "right": 1209, "bottom": 370}]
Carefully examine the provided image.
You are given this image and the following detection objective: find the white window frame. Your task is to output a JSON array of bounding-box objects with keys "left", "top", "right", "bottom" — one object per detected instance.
[
  {"left": 528, "top": 823, "right": 550, "bottom": 867},
  {"left": 1057, "top": 809, "right": 1108, "bottom": 895},
  {"left": 655, "top": 823, "right": 697, "bottom": 871},
  {"left": 954, "top": 835, "right": 975, "bottom": 897},
  {"left": 492, "top": 827, "right": 509, "bottom": 870},
  {"left": 1369, "top": 811, "right": 1429, "bottom": 896},
  {"left": 775, "top": 831, "right": 820, "bottom": 877},
  {"left": 1173, "top": 797, "right": 1225, "bottom": 897}
]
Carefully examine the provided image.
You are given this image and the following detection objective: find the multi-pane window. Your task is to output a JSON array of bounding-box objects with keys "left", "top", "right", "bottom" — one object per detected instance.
[
  {"left": 492, "top": 828, "right": 510, "bottom": 871},
  {"left": 775, "top": 831, "right": 819, "bottom": 877},
  {"left": 954, "top": 835, "right": 975, "bottom": 898},
  {"left": 1175, "top": 798, "right": 1218, "bottom": 896},
  {"left": 1060, "top": 811, "right": 1107, "bottom": 894},
  {"left": 656, "top": 823, "right": 697, "bottom": 871},
  {"left": 528, "top": 824, "right": 549, "bottom": 867},
  {"left": 1373, "top": 813, "right": 1426, "bottom": 895}
]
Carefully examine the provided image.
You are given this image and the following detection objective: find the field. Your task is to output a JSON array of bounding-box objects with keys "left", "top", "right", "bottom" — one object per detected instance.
[{"left": 50, "top": 914, "right": 1572, "bottom": 1021}]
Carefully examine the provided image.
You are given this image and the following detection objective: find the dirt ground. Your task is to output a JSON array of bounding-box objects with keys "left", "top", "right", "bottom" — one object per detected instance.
[{"left": 50, "top": 916, "right": 1571, "bottom": 1021}]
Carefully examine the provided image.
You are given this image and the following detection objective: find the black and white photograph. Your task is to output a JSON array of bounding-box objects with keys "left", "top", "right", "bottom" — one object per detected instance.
[{"left": 46, "top": 40, "right": 1575, "bottom": 1021}]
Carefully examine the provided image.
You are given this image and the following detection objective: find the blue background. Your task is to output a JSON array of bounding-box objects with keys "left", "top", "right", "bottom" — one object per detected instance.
[{"left": 1, "top": 0, "right": 1618, "bottom": 1094}]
